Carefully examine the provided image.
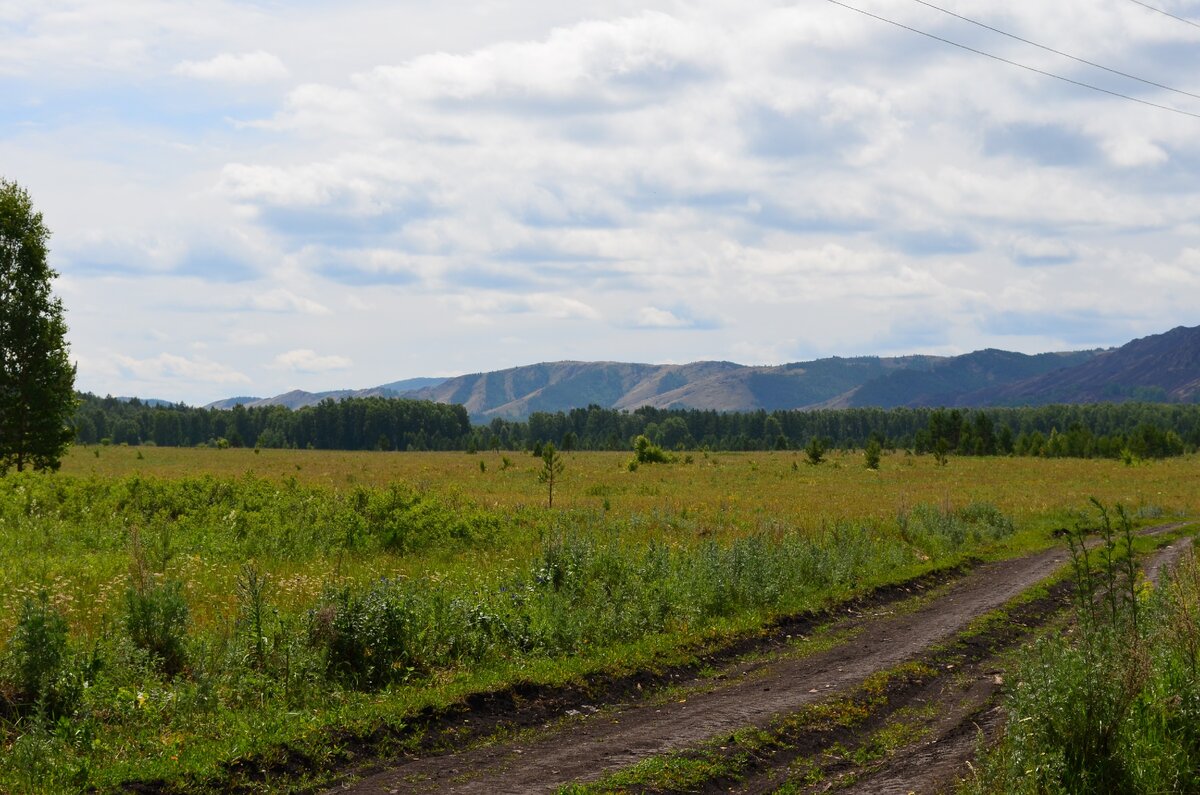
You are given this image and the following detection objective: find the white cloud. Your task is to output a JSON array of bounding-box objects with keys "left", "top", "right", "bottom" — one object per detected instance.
[
  {"left": 114, "top": 353, "right": 250, "bottom": 385},
  {"left": 1010, "top": 236, "right": 1077, "bottom": 264},
  {"left": 243, "top": 289, "right": 330, "bottom": 315},
  {"left": 387, "top": 12, "right": 709, "bottom": 97},
  {"left": 270, "top": 349, "right": 353, "bottom": 373},
  {"left": 1101, "top": 136, "right": 1169, "bottom": 168},
  {"left": 173, "top": 51, "right": 289, "bottom": 83},
  {"left": 525, "top": 293, "right": 602, "bottom": 319},
  {"left": 452, "top": 292, "right": 601, "bottom": 322},
  {"left": 636, "top": 306, "right": 689, "bottom": 328}
]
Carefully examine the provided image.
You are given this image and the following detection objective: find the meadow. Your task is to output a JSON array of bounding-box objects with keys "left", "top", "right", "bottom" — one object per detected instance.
[
  {"left": 0, "top": 446, "right": 1195, "bottom": 792},
  {"left": 59, "top": 444, "right": 1194, "bottom": 525}
]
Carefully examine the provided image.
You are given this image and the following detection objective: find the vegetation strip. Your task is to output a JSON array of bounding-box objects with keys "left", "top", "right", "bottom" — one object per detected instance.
[
  {"left": 78, "top": 391, "right": 1199, "bottom": 462},
  {"left": 2, "top": 448, "right": 1188, "bottom": 794},
  {"left": 5, "top": 467, "right": 1019, "bottom": 794}
]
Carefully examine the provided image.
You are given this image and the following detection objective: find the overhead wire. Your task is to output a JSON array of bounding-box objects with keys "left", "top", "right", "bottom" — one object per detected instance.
[
  {"left": 906, "top": 0, "right": 1200, "bottom": 101},
  {"left": 823, "top": 0, "right": 1200, "bottom": 120},
  {"left": 1123, "top": 0, "right": 1200, "bottom": 30}
]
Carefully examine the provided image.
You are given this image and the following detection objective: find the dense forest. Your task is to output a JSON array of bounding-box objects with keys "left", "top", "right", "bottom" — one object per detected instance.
[{"left": 74, "top": 393, "right": 1197, "bottom": 460}]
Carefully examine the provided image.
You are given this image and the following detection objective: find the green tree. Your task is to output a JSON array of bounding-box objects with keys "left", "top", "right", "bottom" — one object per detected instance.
[
  {"left": 804, "top": 436, "right": 826, "bottom": 466},
  {"left": 864, "top": 438, "right": 881, "bottom": 470},
  {"left": 0, "top": 179, "right": 76, "bottom": 473},
  {"left": 933, "top": 436, "right": 950, "bottom": 467},
  {"left": 538, "top": 442, "right": 564, "bottom": 508},
  {"left": 658, "top": 416, "right": 693, "bottom": 450},
  {"left": 764, "top": 414, "right": 786, "bottom": 450}
]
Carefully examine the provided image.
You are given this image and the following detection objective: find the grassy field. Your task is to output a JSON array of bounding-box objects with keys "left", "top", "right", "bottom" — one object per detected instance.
[
  {"left": 61, "top": 444, "right": 1195, "bottom": 525},
  {"left": 0, "top": 447, "right": 1194, "bottom": 792}
]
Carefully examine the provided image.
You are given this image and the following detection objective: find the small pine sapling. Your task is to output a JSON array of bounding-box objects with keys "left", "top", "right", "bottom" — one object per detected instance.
[{"left": 538, "top": 442, "right": 564, "bottom": 508}]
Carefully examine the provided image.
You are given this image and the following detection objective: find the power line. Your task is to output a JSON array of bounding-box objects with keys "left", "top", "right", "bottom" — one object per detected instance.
[
  {"left": 1124, "top": 0, "right": 1200, "bottom": 30},
  {"left": 908, "top": 0, "right": 1200, "bottom": 101},
  {"left": 824, "top": 0, "right": 1200, "bottom": 120}
]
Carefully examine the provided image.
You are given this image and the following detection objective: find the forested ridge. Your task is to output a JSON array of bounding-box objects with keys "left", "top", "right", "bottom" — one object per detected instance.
[{"left": 74, "top": 393, "right": 1198, "bottom": 460}]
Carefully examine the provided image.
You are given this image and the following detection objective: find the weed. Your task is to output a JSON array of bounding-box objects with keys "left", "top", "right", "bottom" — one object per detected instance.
[{"left": 235, "top": 564, "right": 271, "bottom": 670}]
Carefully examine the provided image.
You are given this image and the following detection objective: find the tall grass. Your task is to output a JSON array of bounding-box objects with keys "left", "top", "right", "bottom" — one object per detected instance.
[{"left": 966, "top": 503, "right": 1200, "bottom": 793}]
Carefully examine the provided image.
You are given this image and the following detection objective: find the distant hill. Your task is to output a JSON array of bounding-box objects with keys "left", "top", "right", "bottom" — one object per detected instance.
[
  {"left": 408, "top": 361, "right": 744, "bottom": 420},
  {"left": 204, "top": 381, "right": 445, "bottom": 411},
  {"left": 378, "top": 377, "right": 447, "bottom": 394},
  {"left": 201, "top": 325, "right": 1200, "bottom": 419},
  {"left": 406, "top": 355, "right": 983, "bottom": 419},
  {"left": 843, "top": 349, "right": 1101, "bottom": 408},
  {"left": 206, "top": 388, "right": 388, "bottom": 410},
  {"left": 961, "top": 326, "right": 1200, "bottom": 406},
  {"left": 115, "top": 396, "right": 180, "bottom": 408},
  {"left": 204, "top": 396, "right": 263, "bottom": 410}
]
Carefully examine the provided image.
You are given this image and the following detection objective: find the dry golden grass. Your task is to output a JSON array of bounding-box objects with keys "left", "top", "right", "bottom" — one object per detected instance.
[{"left": 62, "top": 445, "right": 1196, "bottom": 529}]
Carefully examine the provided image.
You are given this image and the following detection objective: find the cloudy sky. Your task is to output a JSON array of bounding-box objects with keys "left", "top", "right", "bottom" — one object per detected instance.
[{"left": 4, "top": 0, "right": 1199, "bottom": 403}]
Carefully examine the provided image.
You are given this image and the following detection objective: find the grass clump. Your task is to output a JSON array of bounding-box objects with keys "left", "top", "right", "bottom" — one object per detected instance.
[{"left": 898, "top": 501, "right": 1015, "bottom": 558}]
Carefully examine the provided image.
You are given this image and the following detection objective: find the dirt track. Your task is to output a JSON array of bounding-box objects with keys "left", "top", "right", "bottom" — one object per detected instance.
[{"left": 330, "top": 529, "right": 1200, "bottom": 794}]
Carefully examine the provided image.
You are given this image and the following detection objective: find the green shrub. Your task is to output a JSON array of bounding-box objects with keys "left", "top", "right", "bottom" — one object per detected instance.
[
  {"left": 124, "top": 577, "right": 189, "bottom": 677},
  {"left": 310, "top": 580, "right": 427, "bottom": 689},
  {"left": 3, "top": 590, "right": 96, "bottom": 721},
  {"left": 804, "top": 437, "right": 826, "bottom": 466},
  {"left": 864, "top": 439, "right": 881, "bottom": 470},
  {"left": 632, "top": 435, "right": 671, "bottom": 465},
  {"left": 10, "top": 591, "right": 68, "bottom": 705},
  {"left": 898, "top": 502, "right": 1013, "bottom": 557}
]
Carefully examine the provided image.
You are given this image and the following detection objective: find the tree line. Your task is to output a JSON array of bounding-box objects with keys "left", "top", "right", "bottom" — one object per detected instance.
[
  {"left": 74, "top": 394, "right": 472, "bottom": 451},
  {"left": 75, "top": 395, "right": 1199, "bottom": 460}
]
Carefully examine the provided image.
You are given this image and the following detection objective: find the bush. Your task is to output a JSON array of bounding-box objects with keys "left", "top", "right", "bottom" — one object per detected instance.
[
  {"left": 10, "top": 591, "right": 68, "bottom": 706},
  {"left": 898, "top": 502, "right": 1014, "bottom": 557},
  {"left": 3, "top": 590, "right": 95, "bottom": 719},
  {"left": 966, "top": 501, "right": 1200, "bottom": 794},
  {"left": 804, "top": 437, "right": 826, "bottom": 466},
  {"left": 311, "top": 580, "right": 425, "bottom": 689},
  {"left": 124, "top": 577, "right": 190, "bottom": 677},
  {"left": 864, "top": 439, "right": 881, "bottom": 470},
  {"left": 632, "top": 435, "right": 671, "bottom": 465}
]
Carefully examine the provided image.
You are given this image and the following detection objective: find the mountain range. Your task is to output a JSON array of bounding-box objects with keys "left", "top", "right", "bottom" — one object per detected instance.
[{"left": 205, "top": 326, "right": 1200, "bottom": 420}]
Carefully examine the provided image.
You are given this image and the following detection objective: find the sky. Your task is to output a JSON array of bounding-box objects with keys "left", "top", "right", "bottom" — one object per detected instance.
[{"left": 3, "top": 0, "right": 1200, "bottom": 404}]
